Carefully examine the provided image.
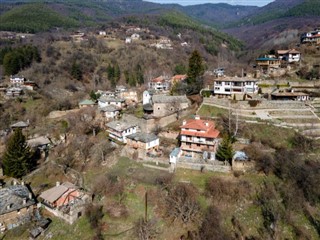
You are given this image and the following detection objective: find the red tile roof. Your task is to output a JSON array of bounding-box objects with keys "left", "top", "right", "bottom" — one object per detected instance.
[
  {"left": 172, "top": 74, "right": 187, "bottom": 81},
  {"left": 151, "top": 76, "right": 165, "bottom": 83},
  {"left": 180, "top": 118, "right": 220, "bottom": 138}
]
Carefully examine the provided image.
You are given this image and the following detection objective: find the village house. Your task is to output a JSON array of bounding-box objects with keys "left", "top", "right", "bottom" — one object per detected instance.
[
  {"left": 171, "top": 74, "right": 187, "bottom": 85},
  {"left": 256, "top": 56, "right": 281, "bottom": 72},
  {"left": 97, "top": 90, "right": 116, "bottom": 98},
  {"left": 271, "top": 91, "right": 309, "bottom": 101},
  {"left": 10, "top": 75, "right": 25, "bottom": 85},
  {"left": 0, "top": 183, "right": 36, "bottom": 231},
  {"left": 115, "top": 85, "right": 127, "bottom": 93},
  {"left": 100, "top": 105, "right": 121, "bottom": 120},
  {"left": 232, "top": 151, "right": 255, "bottom": 172},
  {"left": 23, "top": 80, "right": 38, "bottom": 91},
  {"left": 79, "top": 99, "right": 96, "bottom": 108},
  {"left": 169, "top": 147, "right": 182, "bottom": 165},
  {"left": 125, "top": 37, "right": 132, "bottom": 44},
  {"left": 130, "top": 33, "right": 140, "bottom": 41},
  {"left": 126, "top": 132, "right": 159, "bottom": 152},
  {"left": 98, "top": 31, "right": 106, "bottom": 36},
  {"left": 27, "top": 136, "right": 51, "bottom": 158},
  {"left": 98, "top": 96, "right": 125, "bottom": 109},
  {"left": 180, "top": 116, "right": 220, "bottom": 160},
  {"left": 301, "top": 28, "right": 320, "bottom": 45},
  {"left": 118, "top": 90, "right": 139, "bottom": 103},
  {"left": 213, "top": 78, "right": 259, "bottom": 97},
  {"left": 152, "top": 95, "right": 190, "bottom": 118},
  {"left": 5, "top": 86, "right": 23, "bottom": 98},
  {"left": 10, "top": 120, "right": 29, "bottom": 130},
  {"left": 151, "top": 37, "right": 173, "bottom": 49},
  {"left": 106, "top": 120, "right": 137, "bottom": 143},
  {"left": 277, "top": 49, "right": 301, "bottom": 63},
  {"left": 39, "top": 182, "right": 90, "bottom": 224},
  {"left": 213, "top": 68, "right": 225, "bottom": 77},
  {"left": 148, "top": 76, "right": 170, "bottom": 91}
]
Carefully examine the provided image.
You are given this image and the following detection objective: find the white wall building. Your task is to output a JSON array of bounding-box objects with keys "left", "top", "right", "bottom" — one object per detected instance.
[
  {"left": 213, "top": 78, "right": 259, "bottom": 96},
  {"left": 106, "top": 120, "right": 137, "bottom": 143},
  {"left": 98, "top": 96, "right": 125, "bottom": 109}
]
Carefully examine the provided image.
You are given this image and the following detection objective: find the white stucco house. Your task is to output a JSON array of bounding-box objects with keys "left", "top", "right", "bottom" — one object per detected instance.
[{"left": 106, "top": 120, "right": 137, "bottom": 143}]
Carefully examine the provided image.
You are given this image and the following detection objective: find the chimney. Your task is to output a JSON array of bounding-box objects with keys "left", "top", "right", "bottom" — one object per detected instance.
[
  {"left": 13, "top": 180, "right": 17, "bottom": 186},
  {"left": 194, "top": 115, "right": 200, "bottom": 120},
  {"left": 6, "top": 204, "right": 11, "bottom": 210},
  {"left": 21, "top": 181, "right": 25, "bottom": 186},
  {"left": 29, "top": 193, "right": 32, "bottom": 199},
  {"left": 205, "top": 122, "right": 209, "bottom": 127},
  {"left": 23, "top": 198, "right": 27, "bottom": 205},
  {"left": 56, "top": 181, "right": 60, "bottom": 187},
  {"left": 182, "top": 120, "right": 187, "bottom": 125}
]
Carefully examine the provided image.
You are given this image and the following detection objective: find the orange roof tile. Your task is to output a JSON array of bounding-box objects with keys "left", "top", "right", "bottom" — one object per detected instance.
[{"left": 180, "top": 118, "right": 220, "bottom": 138}]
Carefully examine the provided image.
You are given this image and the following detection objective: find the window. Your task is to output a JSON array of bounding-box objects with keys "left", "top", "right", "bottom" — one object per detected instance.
[
  {"left": 225, "top": 82, "right": 231, "bottom": 85},
  {"left": 215, "top": 87, "right": 220, "bottom": 90}
]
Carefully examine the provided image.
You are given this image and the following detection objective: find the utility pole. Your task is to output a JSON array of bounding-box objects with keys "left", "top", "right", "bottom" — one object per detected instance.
[{"left": 144, "top": 191, "right": 148, "bottom": 222}]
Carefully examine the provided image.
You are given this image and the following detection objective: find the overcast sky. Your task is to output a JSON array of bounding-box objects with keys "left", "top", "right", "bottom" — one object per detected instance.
[{"left": 145, "top": 0, "right": 274, "bottom": 7}]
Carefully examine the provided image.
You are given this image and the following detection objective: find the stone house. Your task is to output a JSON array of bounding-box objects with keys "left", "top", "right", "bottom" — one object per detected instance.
[
  {"left": 100, "top": 105, "right": 121, "bottom": 120},
  {"left": 39, "top": 182, "right": 90, "bottom": 224},
  {"left": 10, "top": 120, "right": 29, "bottom": 130},
  {"left": 301, "top": 28, "right": 320, "bottom": 45},
  {"left": 126, "top": 133, "right": 159, "bottom": 152},
  {"left": 180, "top": 116, "right": 220, "bottom": 160},
  {"left": 106, "top": 120, "right": 137, "bottom": 143},
  {"left": 98, "top": 96, "right": 125, "bottom": 109},
  {"left": 152, "top": 95, "right": 190, "bottom": 118},
  {"left": 6, "top": 87, "right": 23, "bottom": 97},
  {"left": 0, "top": 183, "right": 36, "bottom": 231},
  {"left": 232, "top": 151, "right": 255, "bottom": 172}
]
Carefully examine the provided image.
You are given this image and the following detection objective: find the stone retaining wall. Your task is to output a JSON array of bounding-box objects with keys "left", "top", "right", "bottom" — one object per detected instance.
[{"left": 203, "top": 97, "right": 307, "bottom": 110}]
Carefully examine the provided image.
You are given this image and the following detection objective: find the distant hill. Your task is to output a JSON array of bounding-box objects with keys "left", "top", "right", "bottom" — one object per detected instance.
[
  {"left": 223, "top": 0, "right": 320, "bottom": 49},
  {"left": 173, "top": 3, "right": 258, "bottom": 28},
  {"left": 0, "top": 3, "right": 79, "bottom": 33},
  {"left": 226, "top": 0, "right": 320, "bottom": 27}
]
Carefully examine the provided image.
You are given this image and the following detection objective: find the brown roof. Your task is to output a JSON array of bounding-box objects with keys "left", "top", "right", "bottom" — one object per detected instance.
[
  {"left": 180, "top": 118, "right": 220, "bottom": 138},
  {"left": 39, "top": 182, "right": 78, "bottom": 203}
]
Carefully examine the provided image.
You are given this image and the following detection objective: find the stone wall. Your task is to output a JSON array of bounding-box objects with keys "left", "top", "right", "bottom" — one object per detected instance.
[
  {"left": 146, "top": 108, "right": 192, "bottom": 132},
  {"left": 203, "top": 97, "right": 308, "bottom": 110},
  {"left": 176, "top": 162, "right": 231, "bottom": 173}
]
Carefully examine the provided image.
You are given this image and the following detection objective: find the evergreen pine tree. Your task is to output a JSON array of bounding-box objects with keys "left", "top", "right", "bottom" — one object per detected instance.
[
  {"left": 187, "top": 50, "right": 204, "bottom": 84},
  {"left": 114, "top": 63, "right": 121, "bottom": 83},
  {"left": 71, "top": 62, "right": 82, "bottom": 80},
  {"left": 2, "top": 129, "right": 34, "bottom": 178},
  {"left": 216, "top": 135, "right": 233, "bottom": 165}
]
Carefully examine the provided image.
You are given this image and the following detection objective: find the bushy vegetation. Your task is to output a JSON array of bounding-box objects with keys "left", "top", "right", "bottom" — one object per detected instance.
[{"left": 0, "top": 45, "right": 41, "bottom": 75}]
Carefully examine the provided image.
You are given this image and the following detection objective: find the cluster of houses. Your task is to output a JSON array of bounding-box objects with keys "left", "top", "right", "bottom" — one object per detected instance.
[
  {"left": 301, "top": 28, "right": 320, "bottom": 45},
  {"left": 255, "top": 48, "right": 301, "bottom": 73},
  {"left": 1, "top": 75, "right": 38, "bottom": 98},
  {"left": 0, "top": 179, "right": 89, "bottom": 236}
]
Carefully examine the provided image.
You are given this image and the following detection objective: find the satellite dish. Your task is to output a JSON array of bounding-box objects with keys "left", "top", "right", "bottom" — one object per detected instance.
[{"left": 203, "top": 151, "right": 208, "bottom": 160}]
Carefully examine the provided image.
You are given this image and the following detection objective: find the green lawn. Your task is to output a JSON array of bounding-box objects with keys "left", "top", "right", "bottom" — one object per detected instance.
[{"left": 197, "top": 104, "right": 228, "bottom": 118}]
